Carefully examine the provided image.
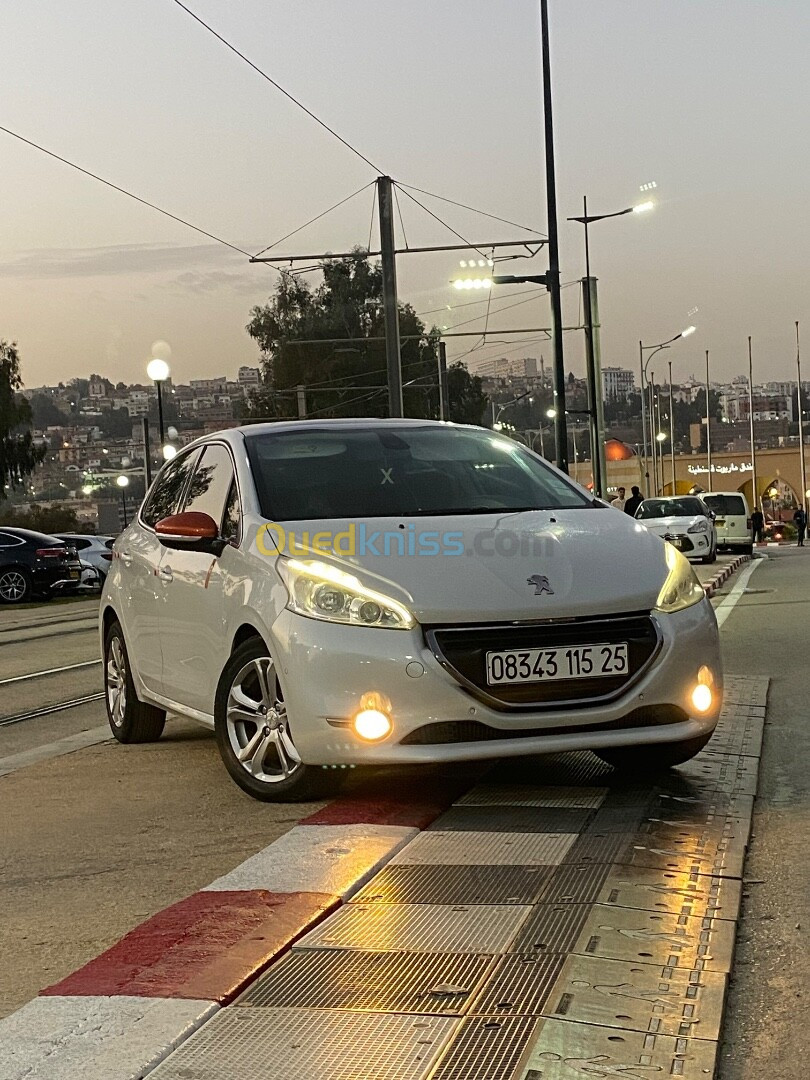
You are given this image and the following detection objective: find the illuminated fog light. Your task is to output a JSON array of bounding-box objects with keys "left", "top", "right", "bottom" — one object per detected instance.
[
  {"left": 691, "top": 683, "right": 713, "bottom": 713},
  {"left": 353, "top": 708, "right": 392, "bottom": 741}
]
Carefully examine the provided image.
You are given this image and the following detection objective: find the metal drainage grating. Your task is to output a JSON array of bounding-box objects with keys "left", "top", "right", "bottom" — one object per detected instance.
[
  {"left": 718, "top": 702, "right": 767, "bottom": 720},
  {"left": 655, "top": 789, "right": 756, "bottom": 823},
  {"left": 539, "top": 862, "right": 614, "bottom": 905},
  {"left": 519, "top": 1016, "right": 719, "bottom": 1077},
  {"left": 703, "top": 716, "right": 765, "bottom": 759},
  {"left": 472, "top": 954, "right": 566, "bottom": 1016},
  {"left": 295, "top": 903, "right": 532, "bottom": 955},
  {"left": 391, "top": 830, "right": 577, "bottom": 867},
  {"left": 722, "top": 674, "right": 769, "bottom": 706},
  {"left": 590, "top": 862, "right": 743, "bottom": 922},
  {"left": 430, "top": 1014, "right": 540, "bottom": 1080},
  {"left": 524, "top": 902, "right": 737, "bottom": 973},
  {"left": 148, "top": 1006, "right": 458, "bottom": 1080},
  {"left": 511, "top": 901, "right": 595, "bottom": 956},
  {"left": 493, "top": 751, "right": 613, "bottom": 786},
  {"left": 429, "top": 805, "right": 593, "bottom": 835},
  {"left": 674, "top": 752, "right": 760, "bottom": 797},
  {"left": 351, "top": 864, "right": 558, "bottom": 906},
  {"left": 573, "top": 822, "right": 750, "bottom": 879},
  {"left": 455, "top": 783, "right": 608, "bottom": 809},
  {"left": 542, "top": 953, "right": 727, "bottom": 1041},
  {"left": 239, "top": 950, "right": 495, "bottom": 1015}
]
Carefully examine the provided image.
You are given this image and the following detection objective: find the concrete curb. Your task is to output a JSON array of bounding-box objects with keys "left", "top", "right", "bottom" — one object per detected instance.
[
  {"left": 0, "top": 784, "right": 471, "bottom": 1080},
  {"left": 702, "top": 553, "right": 751, "bottom": 598}
]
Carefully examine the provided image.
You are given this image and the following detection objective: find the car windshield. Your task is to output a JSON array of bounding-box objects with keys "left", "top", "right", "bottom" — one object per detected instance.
[
  {"left": 703, "top": 494, "right": 746, "bottom": 516},
  {"left": 245, "top": 425, "right": 595, "bottom": 520},
  {"left": 636, "top": 497, "right": 705, "bottom": 519}
]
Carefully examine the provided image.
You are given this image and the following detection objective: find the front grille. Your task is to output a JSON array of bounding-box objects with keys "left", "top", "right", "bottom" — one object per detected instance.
[
  {"left": 400, "top": 705, "right": 686, "bottom": 746},
  {"left": 665, "top": 533, "right": 694, "bottom": 553},
  {"left": 425, "top": 613, "right": 660, "bottom": 711}
]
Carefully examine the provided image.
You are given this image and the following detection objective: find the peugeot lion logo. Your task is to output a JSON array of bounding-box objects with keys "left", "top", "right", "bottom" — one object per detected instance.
[{"left": 527, "top": 574, "right": 554, "bottom": 596}]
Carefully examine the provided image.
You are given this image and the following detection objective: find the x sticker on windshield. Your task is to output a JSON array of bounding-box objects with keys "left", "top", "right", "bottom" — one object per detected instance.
[{"left": 380, "top": 468, "right": 394, "bottom": 485}]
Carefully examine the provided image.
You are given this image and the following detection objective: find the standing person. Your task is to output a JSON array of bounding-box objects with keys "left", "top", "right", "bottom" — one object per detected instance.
[
  {"left": 611, "top": 486, "right": 626, "bottom": 511},
  {"left": 793, "top": 505, "right": 806, "bottom": 547},
  {"left": 750, "top": 505, "right": 765, "bottom": 544},
  {"left": 624, "top": 486, "right": 643, "bottom": 516}
]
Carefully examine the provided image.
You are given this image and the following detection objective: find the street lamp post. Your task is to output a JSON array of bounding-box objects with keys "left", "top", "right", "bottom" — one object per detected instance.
[
  {"left": 116, "top": 474, "right": 130, "bottom": 528},
  {"left": 668, "top": 360, "right": 676, "bottom": 495},
  {"left": 705, "top": 349, "right": 713, "bottom": 492},
  {"left": 748, "top": 336, "right": 758, "bottom": 513},
  {"left": 796, "top": 321, "right": 807, "bottom": 514},
  {"left": 146, "top": 357, "right": 170, "bottom": 446},
  {"left": 568, "top": 195, "right": 654, "bottom": 499},
  {"left": 639, "top": 327, "right": 696, "bottom": 496}
]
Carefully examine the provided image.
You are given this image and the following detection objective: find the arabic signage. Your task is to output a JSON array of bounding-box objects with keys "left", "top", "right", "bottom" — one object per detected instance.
[{"left": 687, "top": 462, "right": 753, "bottom": 475}]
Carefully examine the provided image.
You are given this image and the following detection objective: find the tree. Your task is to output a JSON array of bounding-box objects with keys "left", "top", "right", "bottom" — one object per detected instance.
[
  {"left": 0, "top": 341, "right": 46, "bottom": 500},
  {"left": 0, "top": 503, "right": 79, "bottom": 533},
  {"left": 245, "top": 250, "right": 484, "bottom": 422},
  {"left": 446, "top": 363, "right": 489, "bottom": 424},
  {"left": 29, "top": 393, "right": 69, "bottom": 429}
]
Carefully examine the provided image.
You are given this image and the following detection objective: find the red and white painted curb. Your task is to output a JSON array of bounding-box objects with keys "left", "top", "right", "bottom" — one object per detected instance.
[
  {"left": 702, "top": 554, "right": 752, "bottom": 598},
  {"left": 0, "top": 778, "right": 476, "bottom": 1080}
]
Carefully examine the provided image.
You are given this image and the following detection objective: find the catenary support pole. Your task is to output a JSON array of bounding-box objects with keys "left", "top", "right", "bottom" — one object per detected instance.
[
  {"left": 377, "top": 176, "right": 403, "bottom": 418},
  {"left": 155, "top": 381, "right": 165, "bottom": 446},
  {"left": 705, "top": 349, "right": 713, "bottom": 492},
  {"left": 748, "top": 336, "right": 758, "bottom": 513},
  {"left": 797, "top": 322, "right": 807, "bottom": 512},
  {"left": 540, "top": 0, "right": 568, "bottom": 472},
  {"left": 296, "top": 384, "right": 307, "bottom": 419},
  {"left": 668, "top": 361, "right": 675, "bottom": 495},
  {"left": 438, "top": 341, "right": 449, "bottom": 420},
  {"left": 639, "top": 341, "right": 650, "bottom": 495}
]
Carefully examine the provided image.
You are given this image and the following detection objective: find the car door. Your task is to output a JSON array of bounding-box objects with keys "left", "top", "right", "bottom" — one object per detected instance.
[
  {"left": 157, "top": 442, "right": 240, "bottom": 715},
  {"left": 121, "top": 448, "right": 199, "bottom": 694}
]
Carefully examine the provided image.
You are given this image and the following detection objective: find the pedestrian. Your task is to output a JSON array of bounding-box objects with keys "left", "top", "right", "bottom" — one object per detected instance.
[
  {"left": 611, "top": 486, "right": 626, "bottom": 511},
  {"left": 624, "top": 486, "right": 643, "bottom": 516},
  {"left": 793, "top": 505, "right": 806, "bottom": 547},
  {"left": 750, "top": 506, "right": 764, "bottom": 544}
]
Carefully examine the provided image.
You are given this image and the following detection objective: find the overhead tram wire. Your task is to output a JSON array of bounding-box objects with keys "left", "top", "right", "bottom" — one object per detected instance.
[
  {"left": 169, "top": 0, "right": 384, "bottom": 175},
  {"left": 397, "top": 182, "right": 547, "bottom": 239},
  {"left": 0, "top": 124, "right": 253, "bottom": 258},
  {"left": 252, "top": 181, "right": 377, "bottom": 259},
  {"left": 394, "top": 185, "right": 490, "bottom": 261}
]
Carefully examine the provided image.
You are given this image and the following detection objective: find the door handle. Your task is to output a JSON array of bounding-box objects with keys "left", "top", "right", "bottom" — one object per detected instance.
[
  {"left": 119, "top": 551, "right": 133, "bottom": 566},
  {"left": 158, "top": 565, "right": 173, "bottom": 582}
]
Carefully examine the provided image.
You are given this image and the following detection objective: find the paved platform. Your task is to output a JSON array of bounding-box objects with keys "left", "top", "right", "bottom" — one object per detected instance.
[{"left": 144, "top": 674, "right": 767, "bottom": 1080}]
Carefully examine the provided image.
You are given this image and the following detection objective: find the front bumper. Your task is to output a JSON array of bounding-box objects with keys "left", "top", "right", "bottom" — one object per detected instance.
[
  {"left": 663, "top": 531, "right": 712, "bottom": 559},
  {"left": 273, "top": 599, "right": 722, "bottom": 765}
]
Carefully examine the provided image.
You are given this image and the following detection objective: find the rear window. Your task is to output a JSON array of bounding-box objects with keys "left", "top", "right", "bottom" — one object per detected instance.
[
  {"left": 703, "top": 494, "right": 746, "bottom": 516},
  {"left": 245, "top": 425, "right": 594, "bottom": 520}
]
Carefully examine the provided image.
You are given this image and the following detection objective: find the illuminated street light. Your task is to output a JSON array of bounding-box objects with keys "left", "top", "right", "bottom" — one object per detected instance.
[
  {"left": 147, "top": 354, "right": 171, "bottom": 444},
  {"left": 82, "top": 484, "right": 93, "bottom": 496},
  {"left": 162, "top": 444, "right": 178, "bottom": 461},
  {"left": 656, "top": 432, "right": 667, "bottom": 442},
  {"left": 633, "top": 200, "right": 655, "bottom": 214}
]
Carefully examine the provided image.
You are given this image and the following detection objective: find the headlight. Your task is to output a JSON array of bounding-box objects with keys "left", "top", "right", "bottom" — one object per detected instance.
[
  {"left": 655, "top": 544, "right": 705, "bottom": 613},
  {"left": 277, "top": 558, "right": 415, "bottom": 629},
  {"left": 687, "top": 518, "right": 709, "bottom": 534}
]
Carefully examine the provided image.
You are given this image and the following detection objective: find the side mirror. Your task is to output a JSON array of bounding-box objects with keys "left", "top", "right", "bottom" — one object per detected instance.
[{"left": 155, "top": 512, "right": 226, "bottom": 555}]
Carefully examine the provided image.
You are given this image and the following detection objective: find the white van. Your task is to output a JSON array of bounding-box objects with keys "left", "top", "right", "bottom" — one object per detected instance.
[{"left": 702, "top": 491, "right": 752, "bottom": 555}]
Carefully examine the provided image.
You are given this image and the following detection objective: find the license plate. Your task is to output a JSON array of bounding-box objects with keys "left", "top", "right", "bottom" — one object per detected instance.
[
  {"left": 666, "top": 536, "right": 683, "bottom": 549},
  {"left": 486, "top": 643, "right": 629, "bottom": 685},
  {"left": 715, "top": 519, "right": 726, "bottom": 527},
  {"left": 69, "top": 569, "right": 80, "bottom": 579}
]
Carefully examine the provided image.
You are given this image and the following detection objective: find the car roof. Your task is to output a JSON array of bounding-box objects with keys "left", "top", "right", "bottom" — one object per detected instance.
[
  {"left": 182, "top": 418, "right": 472, "bottom": 452},
  {"left": 0, "top": 526, "right": 65, "bottom": 544}
]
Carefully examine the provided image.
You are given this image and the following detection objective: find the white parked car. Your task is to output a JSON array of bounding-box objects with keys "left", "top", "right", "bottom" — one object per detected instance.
[
  {"left": 701, "top": 492, "right": 753, "bottom": 555},
  {"left": 100, "top": 420, "right": 722, "bottom": 801},
  {"left": 634, "top": 496, "right": 718, "bottom": 564},
  {"left": 58, "top": 534, "right": 115, "bottom": 586}
]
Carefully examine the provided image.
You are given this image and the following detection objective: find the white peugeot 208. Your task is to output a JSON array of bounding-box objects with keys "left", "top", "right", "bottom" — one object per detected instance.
[{"left": 100, "top": 419, "right": 722, "bottom": 801}]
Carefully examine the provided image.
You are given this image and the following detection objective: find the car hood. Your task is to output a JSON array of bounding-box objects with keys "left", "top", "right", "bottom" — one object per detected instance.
[
  {"left": 638, "top": 515, "right": 699, "bottom": 537},
  {"left": 262, "top": 509, "right": 670, "bottom": 624}
]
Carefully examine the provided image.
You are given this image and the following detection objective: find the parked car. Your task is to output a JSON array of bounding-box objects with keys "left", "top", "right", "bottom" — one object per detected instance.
[
  {"left": 100, "top": 420, "right": 722, "bottom": 801},
  {"left": 0, "top": 528, "right": 82, "bottom": 603},
  {"left": 57, "top": 534, "right": 115, "bottom": 586},
  {"left": 634, "top": 496, "right": 718, "bottom": 563},
  {"left": 701, "top": 492, "right": 752, "bottom": 555}
]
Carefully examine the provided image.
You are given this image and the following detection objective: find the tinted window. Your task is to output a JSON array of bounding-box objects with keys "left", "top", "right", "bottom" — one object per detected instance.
[
  {"left": 245, "top": 426, "right": 593, "bottom": 520},
  {"left": 182, "top": 444, "right": 235, "bottom": 524},
  {"left": 637, "top": 497, "right": 706, "bottom": 519},
  {"left": 703, "top": 494, "right": 746, "bottom": 516},
  {"left": 0, "top": 532, "right": 22, "bottom": 548},
  {"left": 142, "top": 450, "right": 199, "bottom": 528},
  {"left": 61, "top": 537, "right": 91, "bottom": 550}
]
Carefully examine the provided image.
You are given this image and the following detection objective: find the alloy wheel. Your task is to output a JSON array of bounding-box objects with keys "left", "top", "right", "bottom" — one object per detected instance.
[
  {"left": 106, "top": 636, "right": 128, "bottom": 728},
  {"left": 225, "top": 657, "right": 301, "bottom": 784},
  {"left": 0, "top": 570, "right": 27, "bottom": 602}
]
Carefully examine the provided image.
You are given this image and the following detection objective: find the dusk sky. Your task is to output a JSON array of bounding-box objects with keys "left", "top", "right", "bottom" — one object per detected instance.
[{"left": 3, "top": 0, "right": 809, "bottom": 388}]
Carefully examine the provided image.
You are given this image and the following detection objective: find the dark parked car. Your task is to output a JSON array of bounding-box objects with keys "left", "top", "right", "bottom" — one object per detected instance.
[{"left": 0, "top": 528, "right": 82, "bottom": 604}]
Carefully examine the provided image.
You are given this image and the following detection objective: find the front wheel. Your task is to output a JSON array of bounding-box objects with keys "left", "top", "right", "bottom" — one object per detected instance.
[
  {"left": 595, "top": 733, "right": 713, "bottom": 771},
  {"left": 0, "top": 567, "right": 31, "bottom": 604},
  {"left": 214, "top": 637, "right": 330, "bottom": 802},
  {"left": 104, "top": 622, "right": 166, "bottom": 742}
]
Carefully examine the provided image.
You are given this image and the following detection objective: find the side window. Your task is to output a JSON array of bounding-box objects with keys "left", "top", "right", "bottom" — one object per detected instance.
[
  {"left": 182, "top": 444, "right": 235, "bottom": 526},
  {"left": 141, "top": 450, "right": 199, "bottom": 528},
  {"left": 0, "top": 532, "right": 16, "bottom": 548},
  {"left": 221, "top": 479, "right": 242, "bottom": 544}
]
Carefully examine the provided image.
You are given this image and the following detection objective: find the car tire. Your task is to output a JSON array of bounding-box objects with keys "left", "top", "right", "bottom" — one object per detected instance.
[
  {"left": 0, "top": 567, "right": 32, "bottom": 604},
  {"left": 104, "top": 621, "right": 166, "bottom": 743},
  {"left": 214, "top": 637, "right": 332, "bottom": 802},
  {"left": 595, "top": 733, "right": 714, "bottom": 771},
  {"left": 701, "top": 546, "right": 717, "bottom": 564}
]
